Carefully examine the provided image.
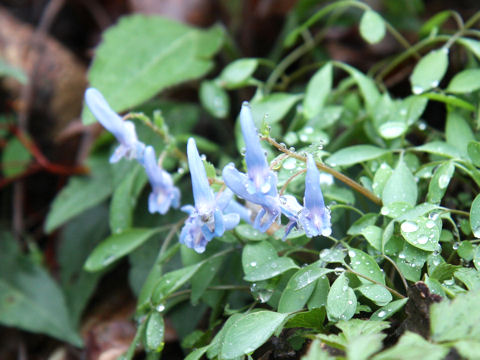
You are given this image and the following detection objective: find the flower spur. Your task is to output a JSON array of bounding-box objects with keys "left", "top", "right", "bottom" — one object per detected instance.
[
  {"left": 222, "top": 102, "right": 281, "bottom": 232},
  {"left": 85, "top": 88, "right": 145, "bottom": 163},
  {"left": 143, "top": 145, "right": 180, "bottom": 215},
  {"left": 180, "top": 138, "right": 240, "bottom": 253}
]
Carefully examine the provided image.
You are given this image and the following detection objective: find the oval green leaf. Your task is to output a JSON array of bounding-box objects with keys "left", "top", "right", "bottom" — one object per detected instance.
[
  {"left": 84, "top": 228, "right": 159, "bottom": 271},
  {"left": 303, "top": 62, "right": 332, "bottom": 119},
  {"left": 382, "top": 159, "right": 417, "bottom": 206},
  {"left": 326, "top": 145, "right": 389, "bottom": 167},
  {"left": 400, "top": 216, "right": 440, "bottom": 251},
  {"left": 221, "top": 311, "right": 288, "bottom": 358},
  {"left": 410, "top": 48, "right": 449, "bottom": 94},
  {"left": 470, "top": 194, "right": 480, "bottom": 238},
  {"left": 427, "top": 161, "right": 455, "bottom": 204},
  {"left": 359, "top": 10, "right": 386, "bottom": 44},
  {"left": 145, "top": 312, "right": 165, "bottom": 352},
  {"left": 199, "top": 80, "right": 229, "bottom": 118},
  {"left": 219, "top": 58, "right": 258, "bottom": 89},
  {"left": 447, "top": 69, "right": 480, "bottom": 94}
]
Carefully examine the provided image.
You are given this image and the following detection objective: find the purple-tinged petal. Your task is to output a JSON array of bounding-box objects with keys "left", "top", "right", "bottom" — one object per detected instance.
[
  {"left": 304, "top": 154, "right": 326, "bottom": 211},
  {"left": 223, "top": 213, "right": 241, "bottom": 230},
  {"left": 187, "top": 138, "right": 215, "bottom": 208},
  {"left": 225, "top": 200, "right": 252, "bottom": 224},
  {"left": 180, "top": 217, "right": 208, "bottom": 253},
  {"left": 240, "top": 102, "right": 268, "bottom": 172},
  {"left": 85, "top": 88, "right": 125, "bottom": 138}
]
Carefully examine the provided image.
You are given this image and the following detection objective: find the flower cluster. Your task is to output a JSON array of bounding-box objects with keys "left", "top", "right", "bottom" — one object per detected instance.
[{"left": 85, "top": 89, "right": 331, "bottom": 253}]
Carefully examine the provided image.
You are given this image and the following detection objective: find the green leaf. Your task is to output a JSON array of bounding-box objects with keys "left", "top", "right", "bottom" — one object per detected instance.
[
  {"left": 0, "top": 58, "right": 27, "bottom": 84},
  {"left": 336, "top": 63, "right": 380, "bottom": 110},
  {"left": 235, "top": 224, "right": 268, "bottom": 241},
  {"left": 145, "top": 312, "right": 165, "bottom": 352},
  {"left": 83, "top": 15, "right": 223, "bottom": 124},
  {"left": 218, "top": 58, "right": 258, "bottom": 89},
  {"left": 327, "top": 274, "right": 357, "bottom": 321},
  {"left": 470, "top": 194, "right": 480, "bottom": 238},
  {"left": 59, "top": 206, "right": 109, "bottom": 325},
  {"left": 373, "top": 163, "right": 393, "bottom": 197},
  {"left": 199, "top": 80, "right": 229, "bottom": 118},
  {"left": 191, "top": 254, "right": 224, "bottom": 304},
  {"left": 360, "top": 225, "right": 382, "bottom": 251},
  {"left": 221, "top": 311, "right": 288, "bottom": 358},
  {"left": 382, "top": 159, "right": 417, "bottom": 206},
  {"left": 458, "top": 37, "right": 480, "bottom": 60},
  {"left": 357, "top": 284, "right": 392, "bottom": 306},
  {"left": 45, "top": 156, "right": 113, "bottom": 233},
  {"left": 400, "top": 216, "right": 440, "bottom": 251},
  {"left": 467, "top": 141, "right": 480, "bottom": 167},
  {"left": 347, "top": 213, "right": 378, "bottom": 236},
  {"left": 284, "top": 308, "right": 325, "bottom": 330},
  {"left": 110, "top": 163, "right": 147, "bottom": 234},
  {"left": 2, "top": 138, "right": 31, "bottom": 178},
  {"left": 415, "top": 141, "right": 463, "bottom": 159},
  {"left": 454, "top": 268, "right": 480, "bottom": 290},
  {"left": 242, "top": 241, "right": 277, "bottom": 273},
  {"left": 185, "top": 345, "right": 210, "bottom": 360},
  {"left": 326, "top": 145, "right": 389, "bottom": 167},
  {"left": 250, "top": 93, "right": 301, "bottom": 125},
  {"left": 454, "top": 340, "right": 480, "bottom": 360},
  {"left": 431, "top": 290, "right": 480, "bottom": 342},
  {"left": 381, "top": 202, "right": 413, "bottom": 219},
  {"left": 278, "top": 264, "right": 330, "bottom": 313},
  {"left": 84, "top": 228, "right": 160, "bottom": 271},
  {"left": 301, "top": 339, "right": 334, "bottom": 360},
  {"left": 420, "top": 92, "right": 475, "bottom": 111},
  {"left": 427, "top": 161, "right": 455, "bottom": 204},
  {"left": 151, "top": 261, "right": 205, "bottom": 304},
  {"left": 430, "top": 263, "right": 460, "bottom": 282},
  {"left": 244, "top": 257, "right": 299, "bottom": 282},
  {"left": 303, "top": 62, "right": 332, "bottom": 119},
  {"left": 446, "top": 111, "right": 475, "bottom": 157},
  {"left": 308, "top": 275, "right": 330, "bottom": 310},
  {"left": 347, "top": 334, "right": 384, "bottom": 360},
  {"left": 373, "top": 332, "right": 448, "bottom": 360},
  {"left": 447, "top": 69, "right": 480, "bottom": 93},
  {"left": 410, "top": 48, "right": 449, "bottom": 94},
  {"left": 348, "top": 248, "right": 385, "bottom": 284},
  {"left": 371, "top": 298, "right": 408, "bottom": 321},
  {"left": 419, "top": 11, "right": 451, "bottom": 37},
  {"left": 0, "top": 234, "right": 82, "bottom": 346},
  {"left": 359, "top": 10, "right": 386, "bottom": 44}
]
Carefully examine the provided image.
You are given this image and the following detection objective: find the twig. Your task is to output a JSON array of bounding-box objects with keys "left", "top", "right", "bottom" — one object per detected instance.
[{"left": 262, "top": 136, "right": 382, "bottom": 206}]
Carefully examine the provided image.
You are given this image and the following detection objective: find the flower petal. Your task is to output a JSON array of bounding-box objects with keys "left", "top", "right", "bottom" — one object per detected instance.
[
  {"left": 187, "top": 138, "right": 215, "bottom": 207},
  {"left": 304, "top": 154, "right": 326, "bottom": 211},
  {"left": 85, "top": 88, "right": 125, "bottom": 138}
]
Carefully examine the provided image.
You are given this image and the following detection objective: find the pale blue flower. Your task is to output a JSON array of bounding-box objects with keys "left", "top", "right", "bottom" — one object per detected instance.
[
  {"left": 180, "top": 138, "right": 240, "bottom": 253},
  {"left": 222, "top": 102, "right": 281, "bottom": 232},
  {"left": 143, "top": 146, "right": 180, "bottom": 215},
  {"left": 85, "top": 88, "right": 145, "bottom": 163},
  {"left": 298, "top": 154, "right": 332, "bottom": 237}
]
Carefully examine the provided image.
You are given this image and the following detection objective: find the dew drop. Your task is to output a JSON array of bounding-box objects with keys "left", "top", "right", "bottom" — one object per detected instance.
[
  {"left": 417, "top": 235, "right": 429, "bottom": 245},
  {"left": 426, "top": 220, "right": 435, "bottom": 229},
  {"left": 412, "top": 85, "right": 424, "bottom": 95},
  {"left": 401, "top": 221, "right": 418, "bottom": 233},
  {"left": 438, "top": 174, "right": 450, "bottom": 189},
  {"left": 156, "top": 304, "right": 165, "bottom": 312},
  {"left": 377, "top": 310, "right": 386, "bottom": 318},
  {"left": 452, "top": 242, "right": 460, "bottom": 250}
]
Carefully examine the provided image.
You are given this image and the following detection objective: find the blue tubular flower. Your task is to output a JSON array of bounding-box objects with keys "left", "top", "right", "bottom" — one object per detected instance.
[
  {"left": 222, "top": 102, "right": 281, "bottom": 232},
  {"left": 179, "top": 138, "right": 240, "bottom": 253},
  {"left": 84, "top": 88, "right": 145, "bottom": 163},
  {"left": 143, "top": 146, "right": 180, "bottom": 215},
  {"left": 298, "top": 154, "right": 332, "bottom": 237}
]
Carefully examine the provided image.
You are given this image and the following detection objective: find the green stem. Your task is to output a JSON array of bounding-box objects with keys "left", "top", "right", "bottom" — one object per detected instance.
[
  {"left": 344, "top": 265, "right": 406, "bottom": 299},
  {"left": 382, "top": 254, "right": 409, "bottom": 294},
  {"left": 262, "top": 136, "right": 382, "bottom": 205}
]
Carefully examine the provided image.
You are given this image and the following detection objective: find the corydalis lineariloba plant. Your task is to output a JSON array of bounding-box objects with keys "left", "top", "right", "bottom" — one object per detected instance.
[
  {"left": 37, "top": 4, "right": 480, "bottom": 360},
  {"left": 85, "top": 88, "right": 332, "bottom": 252}
]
